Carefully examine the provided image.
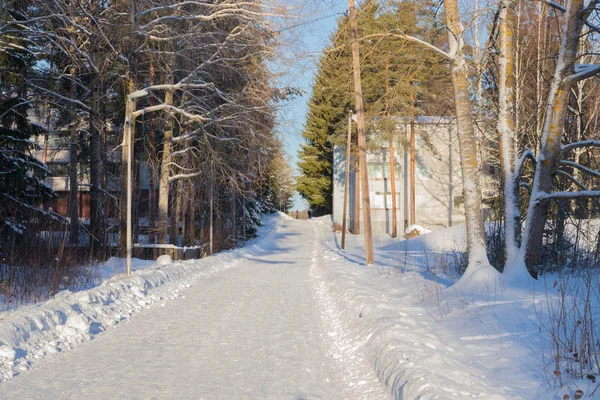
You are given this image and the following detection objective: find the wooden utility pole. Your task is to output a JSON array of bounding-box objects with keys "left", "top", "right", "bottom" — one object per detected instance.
[
  {"left": 124, "top": 93, "right": 136, "bottom": 276},
  {"left": 353, "top": 157, "right": 360, "bottom": 234},
  {"left": 386, "top": 56, "right": 397, "bottom": 238},
  {"left": 409, "top": 84, "right": 416, "bottom": 225},
  {"left": 348, "top": 0, "right": 374, "bottom": 265},
  {"left": 341, "top": 111, "right": 352, "bottom": 250},
  {"left": 209, "top": 166, "right": 214, "bottom": 256}
]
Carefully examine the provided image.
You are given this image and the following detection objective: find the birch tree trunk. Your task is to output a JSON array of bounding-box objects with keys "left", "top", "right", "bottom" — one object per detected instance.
[
  {"left": 444, "top": 0, "right": 490, "bottom": 270},
  {"left": 496, "top": 0, "right": 519, "bottom": 264},
  {"left": 519, "top": 0, "right": 588, "bottom": 276}
]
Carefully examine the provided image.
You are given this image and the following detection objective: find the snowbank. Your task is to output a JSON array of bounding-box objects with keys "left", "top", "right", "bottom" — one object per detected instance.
[
  {"left": 317, "top": 221, "right": 558, "bottom": 399},
  {"left": 399, "top": 223, "right": 466, "bottom": 253},
  {"left": 403, "top": 224, "right": 432, "bottom": 239},
  {"left": 0, "top": 215, "right": 281, "bottom": 382},
  {"left": 276, "top": 210, "right": 294, "bottom": 220}
]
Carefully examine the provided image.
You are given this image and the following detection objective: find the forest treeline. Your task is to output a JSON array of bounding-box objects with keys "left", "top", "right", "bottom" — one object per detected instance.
[{"left": 0, "top": 0, "right": 295, "bottom": 305}]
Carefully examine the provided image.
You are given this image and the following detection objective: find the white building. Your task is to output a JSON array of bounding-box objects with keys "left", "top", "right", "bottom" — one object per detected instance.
[{"left": 333, "top": 116, "right": 469, "bottom": 235}]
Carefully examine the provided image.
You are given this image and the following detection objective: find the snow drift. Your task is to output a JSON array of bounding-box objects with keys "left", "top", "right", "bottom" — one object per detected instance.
[{"left": 0, "top": 215, "right": 281, "bottom": 382}]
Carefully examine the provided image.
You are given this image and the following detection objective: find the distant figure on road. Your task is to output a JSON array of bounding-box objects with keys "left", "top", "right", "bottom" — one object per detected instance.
[
  {"left": 296, "top": 210, "right": 299, "bottom": 219},
  {"left": 307, "top": 210, "right": 311, "bottom": 219}
]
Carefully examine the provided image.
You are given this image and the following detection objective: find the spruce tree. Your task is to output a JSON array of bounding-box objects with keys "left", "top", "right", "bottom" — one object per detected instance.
[
  {"left": 0, "top": 2, "right": 55, "bottom": 238},
  {"left": 296, "top": 18, "right": 352, "bottom": 215},
  {"left": 297, "top": 0, "right": 451, "bottom": 215}
]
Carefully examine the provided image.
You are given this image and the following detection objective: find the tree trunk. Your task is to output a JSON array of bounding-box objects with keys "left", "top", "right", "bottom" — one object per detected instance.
[
  {"left": 68, "top": 67, "right": 79, "bottom": 246},
  {"left": 89, "top": 66, "right": 105, "bottom": 256},
  {"left": 520, "top": 0, "right": 586, "bottom": 276},
  {"left": 184, "top": 180, "right": 196, "bottom": 246},
  {"left": 348, "top": 0, "right": 374, "bottom": 265},
  {"left": 147, "top": 63, "right": 157, "bottom": 246},
  {"left": 157, "top": 90, "right": 174, "bottom": 244},
  {"left": 171, "top": 179, "right": 183, "bottom": 247},
  {"left": 496, "top": 0, "right": 519, "bottom": 265},
  {"left": 444, "top": 0, "right": 490, "bottom": 269}
]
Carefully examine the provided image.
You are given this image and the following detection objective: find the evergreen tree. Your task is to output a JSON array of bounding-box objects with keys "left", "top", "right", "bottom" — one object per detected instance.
[
  {"left": 1, "top": 3, "right": 55, "bottom": 237},
  {"left": 297, "top": 0, "right": 450, "bottom": 215},
  {"left": 0, "top": 99, "right": 55, "bottom": 233},
  {"left": 296, "top": 23, "right": 351, "bottom": 214}
]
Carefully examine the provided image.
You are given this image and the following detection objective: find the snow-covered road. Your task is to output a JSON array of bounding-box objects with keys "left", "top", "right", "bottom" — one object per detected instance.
[{"left": 0, "top": 219, "right": 386, "bottom": 399}]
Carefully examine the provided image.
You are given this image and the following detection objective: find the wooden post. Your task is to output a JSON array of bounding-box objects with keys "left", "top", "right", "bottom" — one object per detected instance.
[
  {"left": 209, "top": 167, "right": 214, "bottom": 256},
  {"left": 348, "top": 0, "right": 374, "bottom": 265},
  {"left": 353, "top": 159, "right": 360, "bottom": 234},
  {"left": 448, "top": 125, "right": 453, "bottom": 227},
  {"left": 341, "top": 111, "right": 352, "bottom": 250},
  {"left": 125, "top": 95, "right": 136, "bottom": 276},
  {"left": 386, "top": 56, "right": 397, "bottom": 238},
  {"left": 409, "top": 85, "right": 416, "bottom": 225},
  {"left": 242, "top": 195, "right": 246, "bottom": 243},
  {"left": 232, "top": 189, "right": 237, "bottom": 247}
]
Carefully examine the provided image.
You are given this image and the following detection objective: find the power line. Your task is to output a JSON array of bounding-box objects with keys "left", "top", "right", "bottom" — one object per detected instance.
[{"left": 274, "top": 11, "right": 347, "bottom": 33}]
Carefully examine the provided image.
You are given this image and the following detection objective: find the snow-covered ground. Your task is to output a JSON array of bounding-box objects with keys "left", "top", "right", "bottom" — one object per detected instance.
[
  {"left": 314, "top": 216, "right": 600, "bottom": 399},
  {"left": 0, "top": 213, "right": 596, "bottom": 399},
  {"left": 0, "top": 217, "right": 281, "bottom": 383},
  {"left": 0, "top": 215, "right": 389, "bottom": 399}
]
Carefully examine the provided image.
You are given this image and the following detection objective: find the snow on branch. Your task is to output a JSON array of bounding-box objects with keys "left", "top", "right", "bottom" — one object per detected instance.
[
  {"left": 562, "top": 139, "right": 600, "bottom": 153},
  {"left": 325, "top": 32, "right": 453, "bottom": 60},
  {"left": 565, "top": 64, "right": 600, "bottom": 82},
  {"left": 515, "top": 149, "right": 536, "bottom": 176},
  {"left": 131, "top": 104, "right": 209, "bottom": 122},
  {"left": 519, "top": 182, "right": 532, "bottom": 193},
  {"left": 374, "top": 32, "right": 453, "bottom": 60},
  {"left": 535, "top": 190, "right": 600, "bottom": 202},
  {"left": 556, "top": 169, "right": 590, "bottom": 191},
  {"left": 561, "top": 160, "right": 600, "bottom": 178},
  {"left": 556, "top": 169, "right": 600, "bottom": 206},
  {"left": 168, "top": 170, "right": 204, "bottom": 182},
  {"left": 542, "top": 0, "right": 600, "bottom": 34}
]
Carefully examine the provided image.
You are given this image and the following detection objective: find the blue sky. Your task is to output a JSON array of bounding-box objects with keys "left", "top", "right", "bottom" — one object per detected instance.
[{"left": 272, "top": 0, "right": 348, "bottom": 210}]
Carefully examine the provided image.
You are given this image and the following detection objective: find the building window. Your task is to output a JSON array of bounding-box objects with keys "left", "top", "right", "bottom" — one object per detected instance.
[
  {"left": 367, "top": 162, "right": 402, "bottom": 179},
  {"left": 49, "top": 163, "right": 69, "bottom": 177},
  {"left": 371, "top": 191, "right": 401, "bottom": 209}
]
